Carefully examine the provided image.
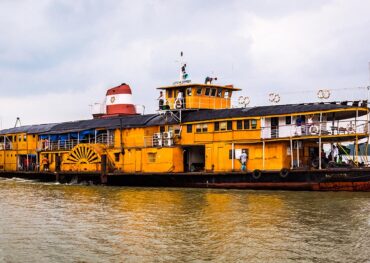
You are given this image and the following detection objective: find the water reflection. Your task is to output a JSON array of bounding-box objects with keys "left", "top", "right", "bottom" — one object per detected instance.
[{"left": 0, "top": 178, "right": 369, "bottom": 262}]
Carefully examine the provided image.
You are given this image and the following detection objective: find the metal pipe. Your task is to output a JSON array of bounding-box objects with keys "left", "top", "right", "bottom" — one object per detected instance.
[
  {"left": 290, "top": 138, "right": 293, "bottom": 169},
  {"left": 262, "top": 140, "right": 265, "bottom": 170},
  {"left": 231, "top": 142, "right": 235, "bottom": 171},
  {"left": 319, "top": 112, "right": 323, "bottom": 170},
  {"left": 296, "top": 140, "right": 299, "bottom": 168}
]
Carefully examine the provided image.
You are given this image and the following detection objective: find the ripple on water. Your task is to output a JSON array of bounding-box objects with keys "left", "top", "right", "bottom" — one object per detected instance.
[{"left": 0, "top": 181, "right": 369, "bottom": 262}]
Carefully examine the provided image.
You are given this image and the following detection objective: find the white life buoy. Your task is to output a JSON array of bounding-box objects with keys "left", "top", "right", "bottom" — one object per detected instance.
[
  {"left": 347, "top": 124, "right": 355, "bottom": 133},
  {"left": 309, "top": 125, "right": 319, "bottom": 134}
]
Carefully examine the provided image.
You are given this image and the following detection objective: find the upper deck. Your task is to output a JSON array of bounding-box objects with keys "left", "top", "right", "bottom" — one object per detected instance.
[{"left": 157, "top": 83, "right": 241, "bottom": 110}]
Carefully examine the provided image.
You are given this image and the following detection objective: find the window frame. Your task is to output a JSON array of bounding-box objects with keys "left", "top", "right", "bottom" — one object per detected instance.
[
  {"left": 210, "top": 88, "right": 217, "bottom": 97},
  {"left": 187, "top": 124, "right": 193, "bottom": 133},
  {"left": 205, "top": 88, "right": 211, "bottom": 96},
  {"left": 251, "top": 119, "right": 257, "bottom": 129}
]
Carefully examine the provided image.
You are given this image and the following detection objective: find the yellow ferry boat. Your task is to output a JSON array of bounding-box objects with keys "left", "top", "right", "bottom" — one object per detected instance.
[{"left": 0, "top": 58, "right": 370, "bottom": 191}]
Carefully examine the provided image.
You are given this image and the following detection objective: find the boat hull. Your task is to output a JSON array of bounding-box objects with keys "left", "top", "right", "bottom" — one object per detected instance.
[{"left": 1, "top": 168, "right": 370, "bottom": 191}]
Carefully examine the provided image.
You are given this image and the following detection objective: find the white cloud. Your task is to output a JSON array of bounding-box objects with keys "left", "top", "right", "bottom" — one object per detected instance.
[{"left": 0, "top": 0, "right": 370, "bottom": 128}]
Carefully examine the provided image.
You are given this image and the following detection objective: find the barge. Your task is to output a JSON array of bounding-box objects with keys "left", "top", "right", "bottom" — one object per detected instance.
[{"left": 1, "top": 59, "right": 370, "bottom": 191}]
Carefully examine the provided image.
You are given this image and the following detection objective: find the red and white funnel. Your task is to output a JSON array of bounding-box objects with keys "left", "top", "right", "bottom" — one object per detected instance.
[{"left": 105, "top": 83, "right": 137, "bottom": 115}]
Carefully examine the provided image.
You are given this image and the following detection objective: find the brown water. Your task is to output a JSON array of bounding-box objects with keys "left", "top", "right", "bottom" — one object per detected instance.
[{"left": 0, "top": 178, "right": 369, "bottom": 263}]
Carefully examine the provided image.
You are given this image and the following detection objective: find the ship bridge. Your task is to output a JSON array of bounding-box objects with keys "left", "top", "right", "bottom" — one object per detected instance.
[{"left": 157, "top": 83, "right": 241, "bottom": 111}]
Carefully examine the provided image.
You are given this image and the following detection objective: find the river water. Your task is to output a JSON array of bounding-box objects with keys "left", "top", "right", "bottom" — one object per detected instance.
[{"left": 0, "top": 178, "right": 369, "bottom": 263}]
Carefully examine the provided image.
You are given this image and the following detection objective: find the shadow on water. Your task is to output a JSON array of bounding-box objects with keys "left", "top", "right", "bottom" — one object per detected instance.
[{"left": 0, "top": 179, "right": 369, "bottom": 262}]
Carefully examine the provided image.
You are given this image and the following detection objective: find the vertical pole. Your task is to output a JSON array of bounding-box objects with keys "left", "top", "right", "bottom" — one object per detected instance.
[
  {"left": 120, "top": 118, "right": 123, "bottom": 152},
  {"left": 262, "top": 140, "right": 265, "bottom": 170},
  {"left": 355, "top": 135, "right": 359, "bottom": 165},
  {"left": 319, "top": 112, "right": 323, "bottom": 170},
  {"left": 231, "top": 142, "right": 234, "bottom": 171},
  {"left": 296, "top": 140, "right": 299, "bottom": 168},
  {"left": 3, "top": 135, "right": 6, "bottom": 171},
  {"left": 290, "top": 138, "right": 293, "bottom": 169},
  {"left": 94, "top": 129, "right": 97, "bottom": 144},
  {"left": 77, "top": 133, "right": 80, "bottom": 144}
]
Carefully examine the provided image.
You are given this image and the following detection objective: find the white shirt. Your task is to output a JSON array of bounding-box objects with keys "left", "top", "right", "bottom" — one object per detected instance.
[
  {"left": 240, "top": 152, "right": 247, "bottom": 163},
  {"left": 333, "top": 147, "right": 339, "bottom": 157},
  {"left": 176, "top": 92, "right": 183, "bottom": 99}
]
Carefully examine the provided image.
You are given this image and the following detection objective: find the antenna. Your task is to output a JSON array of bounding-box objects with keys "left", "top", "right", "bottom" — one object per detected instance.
[
  {"left": 14, "top": 117, "right": 21, "bottom": 128},
  {"left": 173, "top": 51, "right": 191, "bottom": 85}
]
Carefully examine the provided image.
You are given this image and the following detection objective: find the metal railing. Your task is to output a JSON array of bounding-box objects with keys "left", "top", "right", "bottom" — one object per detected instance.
[
  {"left": 261, "top": 120, "right": 369, "bottom": 139},
  {"left": 37, "top": 134, "right": 114, "bottom": 151},
  {"left": 144, "top": 134, "right": 175, "bottom": 148},
  {"left": 0, "top": 142, "right": 12, "bottom": 150}
]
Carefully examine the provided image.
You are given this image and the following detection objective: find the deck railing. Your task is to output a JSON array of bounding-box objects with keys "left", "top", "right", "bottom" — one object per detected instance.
[
  {"left": 261, "top": 120, "right": 369, "bottom": 139},
  {"left": 0, "top": 142, "right": 12, "bottom": 150},
  {"left": 37, "top": 134, "right": 114, "bottom": 151}
]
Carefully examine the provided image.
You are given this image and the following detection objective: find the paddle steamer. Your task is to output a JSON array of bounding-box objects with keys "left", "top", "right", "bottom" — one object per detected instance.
[{"left": 1, "top": 58, "right": 370, "bottom": 191}]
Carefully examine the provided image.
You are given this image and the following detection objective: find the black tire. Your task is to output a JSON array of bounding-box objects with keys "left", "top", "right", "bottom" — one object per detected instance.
[
  {"left": 327, "top": 161, "right": 336, "bottom": 168},
  {"left": 252, "top": 169, "right": 262, "bottom": 179},
  {"left": 280, "top": 168, "right": 289, "bottom": 178}
]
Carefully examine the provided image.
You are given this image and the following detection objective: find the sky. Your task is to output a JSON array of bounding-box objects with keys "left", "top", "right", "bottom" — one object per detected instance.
[{"left": 1, "top": 0, "right": 370, "bottom": 129}]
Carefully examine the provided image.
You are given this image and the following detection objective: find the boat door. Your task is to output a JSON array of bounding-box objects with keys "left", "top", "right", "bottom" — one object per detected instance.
[
  {"left": 135, "top": 150, "right": 142, "bottom": 172},
  {"left": 217, "top": 147, "right": 224, "bottom": 171},
  {"left": 205, "top": 146, "right": 213, "bottom": 171},
  {"left": 271, "top": 117, "right": 279, "bottom": 138}
]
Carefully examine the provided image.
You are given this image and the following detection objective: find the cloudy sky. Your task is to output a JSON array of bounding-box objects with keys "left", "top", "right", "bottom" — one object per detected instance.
[{"left": 1, "top": 0, "right": 370, "bottom": 129}]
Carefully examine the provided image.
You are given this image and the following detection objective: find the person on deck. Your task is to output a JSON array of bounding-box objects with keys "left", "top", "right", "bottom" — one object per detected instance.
[
  {"left": 240, "top": 150, "right": 248, "bottom": 171},
  {"left": 174, "top": 91, "right": 184, "bottom": 109},
  {"left": 332, "top": 145, "right": 339, "bottom": 163},
  {"left": 42, "top": 156, "right": 49, "bottom": 171},
  {"left": 157, "top": 91, "right": 165, "bottom": 110}
]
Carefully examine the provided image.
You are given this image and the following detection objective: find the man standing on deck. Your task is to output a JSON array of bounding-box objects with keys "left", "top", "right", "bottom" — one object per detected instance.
[
  {"left": 332, "top": 145, "right": 339, "bottom": 163},
  {"left": 240, "top": 150, "right": 248, "bottom": 171}
]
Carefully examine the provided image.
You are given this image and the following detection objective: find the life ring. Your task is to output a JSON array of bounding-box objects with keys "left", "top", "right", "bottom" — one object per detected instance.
[
  {"left": 238, "top": 96, "right": 245, "bottom": 105},
  {"left": 174, "top": 99, "right": 182, "bottom": 109},
  {"left": 347, "top": 124, "right": 355, "bottom": 133},
  {"left": 252, "top": 169, "right": 262, "bottom": 179},
  {"left": 309, "top": 125, "right": 319, "bottom": 134},
  {"left": 279, "top": 168, "right": 289, "bottom": 178}
]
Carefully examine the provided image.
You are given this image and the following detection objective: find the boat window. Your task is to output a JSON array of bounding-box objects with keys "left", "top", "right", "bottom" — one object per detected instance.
[
  {"left": 148, "top": 153, "right": 157, "bottom": 163},
  {"left": 23, "top": 135, "right": 27, "bottom": 142},
  {"left": 186, "top": 88, "right": 192, "bottom": 96},
  {"left": 286, "top": 116, "right": 292, "bottom": 125},
  {"left": 217, "top": 88, "right": 222, "bottom": 97},
  {"left": 224, "top": 91, "right": 229, "bottom": 99},
  {"left": 227, "top": 121, "right": 232, "bottom": 130},
  {"left": 214, "top": 122, "right": 220, "bottom": 131},
  {"left": 167, "top": 90, "right": 173, "bottom": 98},
  {"left": 196, "top": 124, "right": 208, "bottom": 133},
  {"left": 205, "top": 88, "right": 211, "bottom": 96},
  {"left": 18, "top": 135, "right": 22, "bottom": 142},
  {"left": 187, "top": 124, "right": 193, "bottom": 133},
  {"left": 220, "top": 122, "right": 227, "bottom": 131},
  {"left": 237, "top": 120, "right": 243, "bottom": 130},
  {"left": 114, "top": 153, "right": 120, "bottom": 162},
  {"left": 211, "top": 88, "right": 217, "bottom": 97},
  {"left": 196, "top": 87, "right": 202, "bottom": 95},
  {"left": 251, "top": 119, "right": 257, "bottom": 129},
  {"left": 244, "top": 120, "right": 250, "bottom": 129},
  {"left": 160, "top": 126, "right": 165, "bottom": 133}
]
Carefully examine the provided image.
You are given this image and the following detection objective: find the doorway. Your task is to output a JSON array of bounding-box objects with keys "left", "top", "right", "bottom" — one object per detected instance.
[
  {"left": 183, "top": 146, "right": 205, "bottom": 172},
  {"left": 271, "top": 117, "right": 279, "bottom": 138}
]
